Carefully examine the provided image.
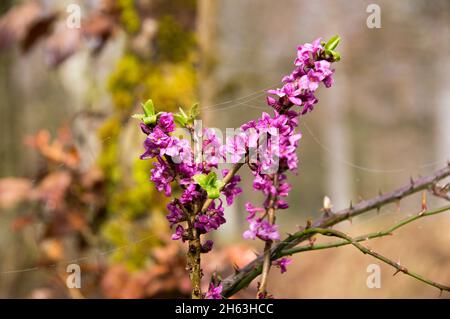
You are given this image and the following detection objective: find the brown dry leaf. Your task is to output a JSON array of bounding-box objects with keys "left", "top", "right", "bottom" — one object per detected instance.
[
  {"left": 0, "top": 1, "right": 57, "bottom": 52},
  {"left": 101, "top": 264, "right": 132, "bottom": 298},
  {"left": 26, "top": 130, "right": 80, "bottom": 169},
  {"left": 32, "top": 171, "right": 72, "bottom": 211},
  {"left": 40, "top": 238, "right": 65, "bottom": 262},
  {"left": 225, "top": 244, "right": 256, "bottom": 269},
  {"left": 0, "top": 177, "right": 32, "bottom": 209},
  {"left": 82, "top": 13, "right": 116, "bottom": 54},
  {"left": 66, "top": 211, "right": 87, "bottom": 231},
  {"left": 45, "top": 22, "right": 81, "bottom": 67},
  {"left": 11, "top": 215, "right": 35, "bottom": 231},
  {"left": 80, "top": 166, "right": 104, "bottom": 189},
  {"left": 21, "top": 10, "right": 57, "bottom": 52}
]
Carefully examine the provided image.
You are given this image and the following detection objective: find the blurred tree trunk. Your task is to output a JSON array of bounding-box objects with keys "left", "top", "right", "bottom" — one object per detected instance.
[
  {"left": 197, "top": 0, "right": 218, "bottom": 126},
  {"left": 434, "top": 13, "right": 450, "bottom": 170}
]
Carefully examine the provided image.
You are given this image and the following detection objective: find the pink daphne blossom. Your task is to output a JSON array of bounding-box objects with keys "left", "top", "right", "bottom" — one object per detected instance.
[
  {"left": 137, "top": 37, "right": 340, "bottom": 261},
  {"left": 205, "top": 283, "right": 222, "bottom": 299},
  {"left": 225, "top": 134, "right": 246, "bottom": 164},
  {"left": 273, "top": 257, "right": 292, "bottom": 274},
  {"left": 243, "top": 219, "right": 280, "bottom": 241}
]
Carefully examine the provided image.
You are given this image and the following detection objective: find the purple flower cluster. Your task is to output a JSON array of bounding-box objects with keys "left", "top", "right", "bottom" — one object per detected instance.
[
  {"left": 241, "top": 38, "right": 338, "bottom": 255},
  {"left": 139, "top": 113, "right": 242, "bottom": 250},
  {"left": 138, "top": 38, "right": 339, "bottom": 284},
  {"left": 267, "top": 38, "right": 335, "bottom": 115}
]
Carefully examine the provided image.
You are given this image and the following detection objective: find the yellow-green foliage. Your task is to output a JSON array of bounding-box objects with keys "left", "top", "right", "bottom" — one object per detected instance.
[
  {"left": 144, "top": 62, "right": 197, "bottom": 110},
  {"left": 156, "top": 15, "right": 196, "bottom": 63},
  {"left": 107, "top": 54, "right": 142, "bottom": 112},
  {"left": 118, "top": 0, "right": 140, "bottom": 34},
  {"left": 98, "top": 5, "right": 198, "bottom": 269}
]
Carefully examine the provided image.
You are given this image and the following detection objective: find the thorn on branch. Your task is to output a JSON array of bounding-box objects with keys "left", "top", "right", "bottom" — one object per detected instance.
[{"left": 421, "top": 192, "right": 427, "bottom": 212}]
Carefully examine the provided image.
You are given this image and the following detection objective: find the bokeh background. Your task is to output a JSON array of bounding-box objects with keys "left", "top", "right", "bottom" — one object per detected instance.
[{"left": 0, "top": 0, "right": 449, "bottom": 298}]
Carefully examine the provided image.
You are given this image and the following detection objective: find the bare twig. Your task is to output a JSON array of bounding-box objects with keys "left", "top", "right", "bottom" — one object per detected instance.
[
  {"left": 306, "top": 227, "right": 450, "bottom": 292},
  {"left": 257, "top": 173, "right": 279, "bottom": 298},
  {"left": 281, "top": 205, "right": 450, "bottom": 255},
  {"left": 431, "top": 183, "right": 450, "bottom": 201},
  {"left": 221, "top": 165, "right": 450, "bottom": 297}
]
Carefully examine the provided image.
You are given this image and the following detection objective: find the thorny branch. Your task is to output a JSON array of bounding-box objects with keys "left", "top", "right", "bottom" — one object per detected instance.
[
  {"left": 306, "top": 227, "right": 450, "bottom": 292},
  {"left": 281, "top": 204, "right": 450, "bottom": 255},
  {"left": 221, "top": 164, "right": 450, "bottom": 297}
]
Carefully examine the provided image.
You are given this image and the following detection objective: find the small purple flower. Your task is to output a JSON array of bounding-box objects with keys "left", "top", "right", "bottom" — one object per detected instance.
[
  {"left": 140, "top": 123, "right": 152, "bottom": 135},
  {"left": 171, "top": 225, "right": 185, "bottom": 241},
  {"left": 203, "top": 129, "right": 225, "bottom": 167},
  {"left": 243, "top": 219, "right": 280, "bottom": 241},
  {"left": 180, "top": 183, "right": 201, "bottom": 204},
  {"left": 194, "top": 201, "right": 226, "bottom": 234},
  {"left": 205, "top": 283, "right": 222, "bottom": 299},
  {"left": 221, "top": 169, "right": 242, "bottom": 205},
  {"left": 150, "top": 158, "right": 174, "bottom": 196},
  {"left": 200, "top": 240, "right": 214, "bottom": 253},
  {"left": 158, "top": 112, "right": 175, "bottom": 133},
  {"left": 225, "top": 134, "right": 247, "bottom": 164},
  {"left": 166, "top": 201, "right": 185, "bottom": 226},
  {"left": 245, "top": 202, "right": 264, "bottom": 221},
  {"left": 273, "top": 257, "right": 292, "bottom": 274}
]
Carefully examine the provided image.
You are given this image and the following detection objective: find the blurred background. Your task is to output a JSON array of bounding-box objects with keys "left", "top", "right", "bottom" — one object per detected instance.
[{"left": 0, "top": 0, "right": 449, "bottom": 298}]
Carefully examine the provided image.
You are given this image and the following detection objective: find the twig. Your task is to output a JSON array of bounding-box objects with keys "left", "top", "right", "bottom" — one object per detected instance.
[
  {"left": 221, "top": 165, "right": 450, "bottom": 297},
  {"left": 257, "top": 173, "right": 279, "bottom": 298},
  {"left": 431, "top": 183, "right": 450, "bottom": 201},
  {"left": 306, "top": 227, "right": 450, "bottom": 292}
]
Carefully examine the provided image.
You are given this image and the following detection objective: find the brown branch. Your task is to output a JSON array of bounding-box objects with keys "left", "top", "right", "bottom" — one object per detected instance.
[
  {"left": 431, "top": 183, "right": 450, "bottom": 201},
  {"left": 222, "top": 164, "right": 450, "bottom": 297},
  {"left": 257, "top": 173, "right": 279, "bottom": 298}
]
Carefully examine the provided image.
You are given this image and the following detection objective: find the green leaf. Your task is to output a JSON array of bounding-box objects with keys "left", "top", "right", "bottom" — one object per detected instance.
[
  {"left": 179, "top": 107, "right": 188, "bottom": 118},
  {"left": 174, "top": 113, "right": 188, "bottom": 126},
  {"left": 189, "top": 103, "right": 199, "bottom": 119},
  {"left": 330, "top": 50, "right": 341, "bottom": 61},
  {"left": 143, "top": 114, "right": 157, "bottom": 125},
  {"left": 193, "top": 173, "right": 209, "bottom": 187},
  {"left": 206, "top": 187, "right": 221, "bottom": 199},
  {"left": 132, "top": 114, "right": 145, "bottom": 120},
  {"left": 142, "top": 99, "right": 155, "bottom": 117},
  {"left": 193, "top": 172, "right": 224, "bottom": 199},
  {"left": 174, "top": 107, "right": 189, "bottom": 127},
  {"left": 325, "top": 35, "right": 340, "bottom": 51}
]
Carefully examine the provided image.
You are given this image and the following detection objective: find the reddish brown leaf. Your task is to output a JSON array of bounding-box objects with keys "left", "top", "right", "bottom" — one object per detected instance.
[
  {"left": 0, "top": 177, "right": 32, "bottom": 208},
  {"left": 0, "top": 1, "right": 57, "bottom": 52}
]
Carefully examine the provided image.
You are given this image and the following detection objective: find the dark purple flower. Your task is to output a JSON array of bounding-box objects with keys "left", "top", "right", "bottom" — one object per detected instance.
[
  {"left": 243, "top": 219, "right": 280, "bottom": 241},
  {"left": 200, "top": 240, "right": 214, "bottom": 253},
  {"left": 171, "top": 225, "right": 185, "bottom": 241},
  {"left": 166, "top": 201, "right": 185, "bottom": 226},
  {"left": 180, "top": 183, "right": 201, "bottom": 204},
  {"left": 194, "top": 201, "right": 226, "bottom": 234},
  {"left": 205, "top": 283, "right": 222, "bottom": 299},
  {"left": 158, "top": 112, "right": 175, "bottom": 132},
  {"left": 140, "top": 122, "right": 152, "bottom": 135},
  {"left": 150, "top": 158, "right": 174, "bottom": 196},
  {"left": 221, "top": 169, "right": 242, "bottom": 206},
  {"left": 273, "top": 257, "right": 292, "bottom": 274}
]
